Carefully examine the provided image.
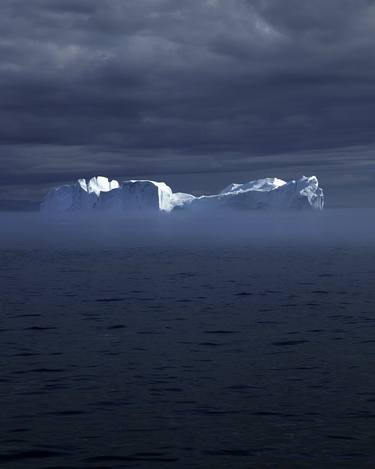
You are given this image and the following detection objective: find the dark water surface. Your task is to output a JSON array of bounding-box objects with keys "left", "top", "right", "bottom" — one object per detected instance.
[{"left": 1, "top": 211, "right": 375, "bottom": 467}]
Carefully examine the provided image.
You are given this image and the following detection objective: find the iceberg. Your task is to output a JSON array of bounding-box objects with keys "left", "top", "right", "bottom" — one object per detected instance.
[
  {"left": 170, "top": 192, "right": 196, "bottom": 209},
  {"left": 220, "top": 177, "right": 287, "bottom": 195},
  {"left": 187, "top": 176, "right": 324, "bottom": 211},
  {"left": 40, "top": 175, "right": 324, "bottom": 213},
  {"left": 96, "top": 180, "right": 173, "bottom": 212},
  {"left": 40, "top": 176, "right": 119, "bottom": 212},
  {"left": 41, "top": 178, "right": 173, "bottom": 213}
]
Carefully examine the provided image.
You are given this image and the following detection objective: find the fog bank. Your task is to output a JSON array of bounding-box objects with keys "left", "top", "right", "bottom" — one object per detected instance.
[{"left": 1, "top": 209, "right": 375, "bottom": 250}]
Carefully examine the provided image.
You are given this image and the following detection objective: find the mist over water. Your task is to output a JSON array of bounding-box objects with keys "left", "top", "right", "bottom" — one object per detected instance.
[
  {"left": 2, "top": 209, "right": 375, "bottom": 467},
  {"left": 1, "top": 208, "right": 375, "bottom": 249}
]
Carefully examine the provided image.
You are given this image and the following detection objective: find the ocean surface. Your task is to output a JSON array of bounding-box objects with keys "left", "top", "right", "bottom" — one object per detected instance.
[{"left": 1, "top": 210, "right": 375, "bottom": 467}]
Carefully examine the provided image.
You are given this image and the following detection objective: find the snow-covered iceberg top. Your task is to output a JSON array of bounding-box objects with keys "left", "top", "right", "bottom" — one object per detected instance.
[
  {"left": 40, "top": 175, "right": 324, "bottom": 213},
  {"left": 189, "top": 176, "right": 324, "bottom": 211}
]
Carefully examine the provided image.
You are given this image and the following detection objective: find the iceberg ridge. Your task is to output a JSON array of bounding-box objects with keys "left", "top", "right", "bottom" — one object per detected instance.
[{"left": 40, "top": 175, "right": 324, "bottom": 213}]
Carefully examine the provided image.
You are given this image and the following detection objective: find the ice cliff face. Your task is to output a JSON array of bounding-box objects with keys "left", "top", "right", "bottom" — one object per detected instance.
[
  {"left": 41, "top": 177, "right": 173, "bottom": 213},
  {"left": 96, "top": 180, "right": 173, "bottom": 212},
  {"left": 40, "top": 175, "right": 324, "bottom": 213},
  {"left": 40, "top": 177, "right": 120, "bottom": 212}
]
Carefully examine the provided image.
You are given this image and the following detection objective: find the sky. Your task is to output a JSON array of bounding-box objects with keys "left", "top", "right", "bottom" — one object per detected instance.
[{"left": 1, "top": 0, "right": 375, "bottom": 208}]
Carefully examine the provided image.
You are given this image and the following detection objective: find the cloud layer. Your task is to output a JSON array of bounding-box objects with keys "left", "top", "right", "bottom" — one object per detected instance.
[{"left": 1, "top": 0, "right": 375, "bottom": 204}]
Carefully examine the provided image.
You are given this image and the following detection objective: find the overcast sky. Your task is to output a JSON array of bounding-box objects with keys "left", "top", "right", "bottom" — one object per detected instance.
[{"left": 1, "top": 0, "right": 375, "bottom": 207}]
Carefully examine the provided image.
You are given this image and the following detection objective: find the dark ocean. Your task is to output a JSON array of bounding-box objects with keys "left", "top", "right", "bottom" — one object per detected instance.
[{"left": 1, "top": 210, "right": 375, "bottom": 468}]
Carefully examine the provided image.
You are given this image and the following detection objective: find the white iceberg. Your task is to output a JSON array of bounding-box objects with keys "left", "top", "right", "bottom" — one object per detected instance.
[
  {"left": 40, "top": 175, "right": 324, "bottom": 213},
  {"left": 82, "top": 176, "right": 119, "bottom": 196},
  {"left": 40, "top": 176, "right": 119, "bottom": 212},
  {"left": 96, "top": 180, "right": 173, "bottom": 212},
  {"left": 170, "top": 192, "right": 196, "bottom": 209},
  {"left": 220, "top": 177, "right": 287, "bottom": 195},
  {"left": 41, "top": 178, "right": 173, "bottom": 213},
  {"left": 186, "top": 176, "right": 324, "bottom": 211}
]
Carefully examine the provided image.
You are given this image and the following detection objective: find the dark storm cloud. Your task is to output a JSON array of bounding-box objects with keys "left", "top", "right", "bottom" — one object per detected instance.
[{"left": 1, "top": 0, "right": 375, "bottom": 203}]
